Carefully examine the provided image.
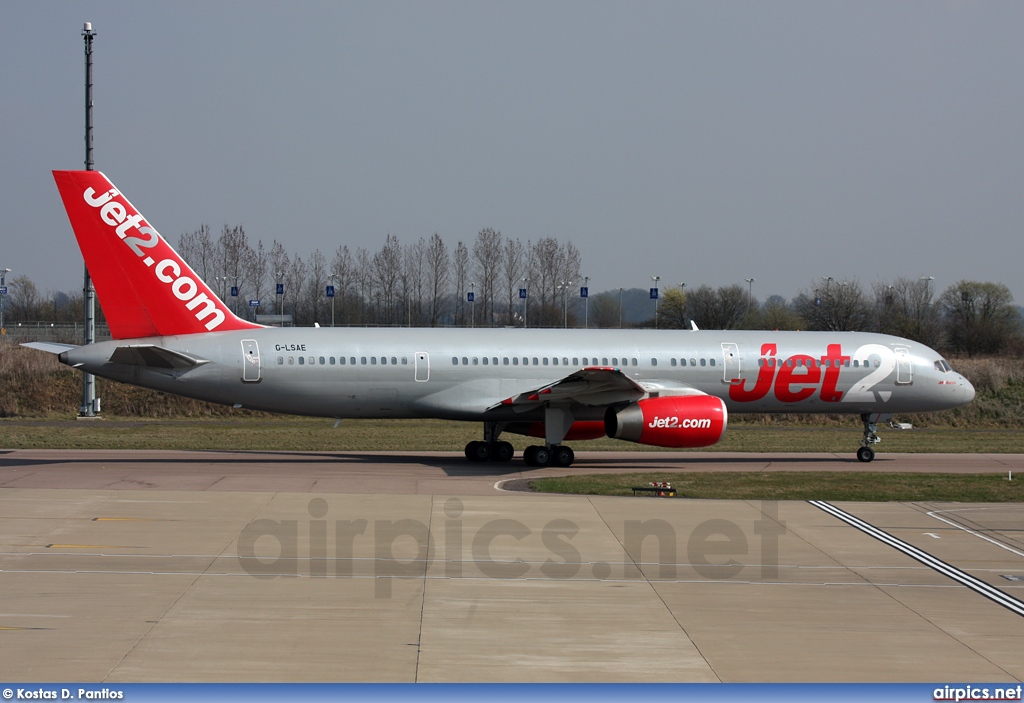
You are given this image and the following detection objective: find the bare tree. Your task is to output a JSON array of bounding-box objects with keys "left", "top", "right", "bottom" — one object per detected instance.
[
  {"left": 940, "top": 280, "right": 1021, "bottom": 356},
  {"left": 685, "top": 284, "right": 747, "bottom": 329},
  {"left": 501, "top": 237, "right": 525, "bottom": 326},
  {"left": 355, "top": 248, "right": 372, "bottom": 324},
  {"left": 453, "top": 241, "right": 469, "bottom": 326},
  {"left": 425, "top": 233, "right": 450, "bottom": 326},
  {"left": 243, "top": 240, "right": 268, "bottom": 321},
  {"left": 177, "top": 224, "right": 215, "bottom": 281},
  {"left": 306, "top": 249, "right": 327, "bottom": 324},
  {"left": 793, "top": 279, "right": 873, "bottom": 331},
  {"left": 873, "top": 277, "right": 943, "bottom": 347},
  {"left": 331, "top": 245, "right": 356, "bottom": 324},
  {"left": 218, "top": 225, "right": 250, "bottom": 315},
  {"left": 473, "top": 228, "right": 503, "bottom": 326},
  {"left": 373, "top": 235, "right": 403, "bottom": 325},
  {"left": 286, "top": 255, "right": 308, "bottom": 324}
]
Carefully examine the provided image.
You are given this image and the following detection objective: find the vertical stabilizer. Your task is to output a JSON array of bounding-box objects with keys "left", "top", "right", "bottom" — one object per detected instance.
[{"left": 52, "top": 170, "right": 262, "bottom": 339}]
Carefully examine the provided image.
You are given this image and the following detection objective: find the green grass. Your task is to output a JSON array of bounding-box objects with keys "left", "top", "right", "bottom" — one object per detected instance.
[
  {"left": 530, "top": 471, "right": 1024, "bottom": 502},
  {"left": 2, "top": 416, "right": 1024, "bottom": 453}
]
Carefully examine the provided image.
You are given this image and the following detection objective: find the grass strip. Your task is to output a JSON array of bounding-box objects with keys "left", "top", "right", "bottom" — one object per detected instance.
[{"left": 529, "top": 471, "right": 1024, "bottom": 502}]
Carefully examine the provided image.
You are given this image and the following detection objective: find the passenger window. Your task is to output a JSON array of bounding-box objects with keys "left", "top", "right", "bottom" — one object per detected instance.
[
  {"left": 402, "top": 357, "right": 408, "bottom": 365},
  {"left": 298, "top": 357, "right": 305, "bottom": 366},
  {"left": 392, "top": 357, "right": 398, "bottom": 365},
  {"left": 710, "top": 358, "right": 715, "bottom": 366},
  {"left": 652, "top": 358, "right": 658, "bottom": 366},
  {"left": 329, "top": 357, "right": 335, "bottom": 365},
  {"left": 319, "top": 357, "right": 325, "bottom": 365},
  {"left": 482, "top": 357, "right": 489, "bottom": 366},
  {"left": 288, "top": 357, "right": 294, "bottom": 365},
  {"left": 572, "top": 357, "right": 579, "bottom": 366},
  {"left": 602, "top": 358, "right": 608, "bottom": 365},
  {"left": 513, "top": 357, "right": 519, "bottom": 366},
  {"left": 361, "top": 357, "right": 367, "bottom": 365},
  {"left": 503, "top": 357, "right": 510, "bottom": 365},
  {"left": 350, "top": 358, "right": 356, "bottom": 365},
  {"left": 371, "top": 357, "right": 377, "bottom": 365},
  {"left": 562, "top": 357, "right": 568, "bottom": 366},
  {"left": 551, "top": 357, "right": 558, "bottom": 366},
  {"left": 309, "top": 357, "right": 315, "bottom": 365},
  {"left": 671, "top": 358, "right": 677, "bottom": 367},
  {"left": 612, "top": 358, "right": 619, "bottom": 366},
  {"left": 700, "top": 358, "right": 706, "bottom": 367},
  {"left": 340, "top": 357, "right": 346, "bottom": 365},
  {"left": 452, "top": 357, "right": 458, "bottom": 365},
  {"left": 472, "top": 358, "right": 479, "bottom": 365},
  {"left": 522, "top": 357, "right": 529, "bottom": 366},
  {"left": 543, "top": 358, "right": 549, "bottom": 366},
  {"left": 493, "top": 357, "right": 498, "bottom": 366},
  {"left": 277, "top": 356, "right": 284, "bottom": 365}
]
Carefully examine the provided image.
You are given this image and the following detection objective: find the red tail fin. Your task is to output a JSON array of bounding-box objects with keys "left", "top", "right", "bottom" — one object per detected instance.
[{"left": 53, "top": 171, "right": 262, "bottom": 339}]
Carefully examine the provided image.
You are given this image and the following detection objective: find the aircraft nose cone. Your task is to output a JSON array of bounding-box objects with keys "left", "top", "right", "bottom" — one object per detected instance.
[{"left": 962, "top": 376, "right": 976, "bottom": 404}]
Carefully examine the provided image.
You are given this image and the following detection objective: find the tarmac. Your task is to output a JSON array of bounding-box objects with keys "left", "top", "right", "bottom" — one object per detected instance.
[{"left": 0, "top": 448, "right": 1022, "bottom": 682}]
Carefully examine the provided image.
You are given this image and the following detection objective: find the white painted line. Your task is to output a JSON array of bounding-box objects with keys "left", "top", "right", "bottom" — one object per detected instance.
[
  {"left": 810, "top": 500, "right": 1024, "bottom": 618},
  {"left": 927, "top": 508, "right": 1024, "bottom": 559}
]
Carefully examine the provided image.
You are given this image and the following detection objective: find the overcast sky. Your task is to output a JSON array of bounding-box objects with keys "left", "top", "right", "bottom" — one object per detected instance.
[{"left": 4, "top": 1, "right": 1023, "bottom": 304}]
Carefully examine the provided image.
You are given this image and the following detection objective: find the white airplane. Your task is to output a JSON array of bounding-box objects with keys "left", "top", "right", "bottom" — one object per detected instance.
[{"left": 26, "top": 171, "right": 976, "bottom": 466}]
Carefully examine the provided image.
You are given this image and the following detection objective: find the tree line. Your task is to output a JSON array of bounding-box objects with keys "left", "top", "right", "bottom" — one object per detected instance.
[{"left": 1, "top": 225, "right": 1020, "bottom": 356}]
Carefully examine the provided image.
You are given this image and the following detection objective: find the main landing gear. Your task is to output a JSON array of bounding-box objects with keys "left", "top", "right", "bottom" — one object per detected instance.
[
  {"left": 464, "top": 411, "right": 578, "bottom": 467},
  {"left": 857, "top": 413, "right": 881, "bottom": 462}
]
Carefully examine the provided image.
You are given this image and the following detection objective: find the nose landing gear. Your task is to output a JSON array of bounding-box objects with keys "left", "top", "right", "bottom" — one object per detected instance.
[{"left": 857, "top": 413, "right": 882, "bottom": 462}]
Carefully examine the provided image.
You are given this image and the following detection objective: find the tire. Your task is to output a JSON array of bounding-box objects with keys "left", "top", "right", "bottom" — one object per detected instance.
[
  {"left": 857, "top": 446, "right": 875, "bottom": 463},
  {"left": 532, "top": 446, "right": 552, "bottom": 467},
  {"left": 466, "top": 440, "right": 491, "bottom": 462},
  {"left": 523, "top": 445, "right": 539, "bottom": 466},
  {"left": 552, "top": 445, "right": 574, "bottom": 467},
  {"left": 491, "top": 441, "right": 515, "bottom": 462}
]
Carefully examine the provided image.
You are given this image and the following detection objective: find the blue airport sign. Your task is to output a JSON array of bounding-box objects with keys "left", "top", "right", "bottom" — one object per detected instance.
[
  {"left": 249, "top": 299, "right": 260, "bottom": 307},
  {"left": 580, "top": 286, "right": 588, "bottom": 298},
  {"left": 0, "top": 286, "right": 7, "bottom": 296},
  {"left": 519, "top": 288, "right": 527, "bottom": 299},
  {"left": 467, "top": 292, "right": 475, "bottom": 302},
  {"left": 276, "top": 283, "right": 284, "bottom": 295},
  {"left": 231, "top": 286, "right": 239, "bottom": 297},
  {"left": 650, "top": 288, "right": 659, "bottom": 300},
  {"left": 326, "top": 285, "right": 335, "bottom": 298}
]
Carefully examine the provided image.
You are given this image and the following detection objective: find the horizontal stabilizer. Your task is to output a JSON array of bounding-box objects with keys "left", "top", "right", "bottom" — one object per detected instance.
[
  {"left": 20, "top": 342, "right": 78, "bottom": 355},
  {"left": 109, "top": 344, "right": 208, "bottom": 370}
]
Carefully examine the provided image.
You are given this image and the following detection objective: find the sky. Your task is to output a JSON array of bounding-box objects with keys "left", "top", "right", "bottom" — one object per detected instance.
[{"left": 3, "top": 1, "right": 1024, "bottom": 304}]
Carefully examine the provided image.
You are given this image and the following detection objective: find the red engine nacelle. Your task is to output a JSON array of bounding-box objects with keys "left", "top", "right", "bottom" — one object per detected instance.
[{"left": 604, "top": 395, "right": 728, "bottom": 448}]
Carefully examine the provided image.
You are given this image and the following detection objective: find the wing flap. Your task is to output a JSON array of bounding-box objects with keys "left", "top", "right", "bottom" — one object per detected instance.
[{"left": 489, "top": 367, "right": 648, "bottom": 411}]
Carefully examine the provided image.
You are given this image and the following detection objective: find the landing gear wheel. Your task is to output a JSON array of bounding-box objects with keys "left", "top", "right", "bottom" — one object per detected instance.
[
  {"left": 552, "top": 445, "right": 575, "bottom": 468},
  {"left": 523, "top": 445, "right": 550, "bottom": 467},
  {"left": 490, "top": 441, "right": 515, "bottom": 463},
  {"left": 465, "top": 440, "right": 491, "bottom": 462},
  {"left": 857, "top": 446, "right": 875, "bottom": 463}
]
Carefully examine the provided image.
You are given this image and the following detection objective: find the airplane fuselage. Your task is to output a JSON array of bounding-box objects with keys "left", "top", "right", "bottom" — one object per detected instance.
[{"left": 60, "top": 327, "right": 973, "bottom": 423}]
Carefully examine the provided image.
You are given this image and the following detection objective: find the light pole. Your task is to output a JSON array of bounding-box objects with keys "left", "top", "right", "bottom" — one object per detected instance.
[
  {"left": 582, "top": 276, "right": 589, "bottom": 329},
  {"left": 0, "top": 268, "right": 10, "bottom": 340},
  {"left": 560, "top": 279, "right": 574, "bottom": 328},
  {"left": 522, "top": 277, "right": 528, "bottom": 328},
  {"left": 328, "top": 273, "right": 337, "bottom": 327},
  {"left": 920, "top": 275, "right": 935, "bottom": 299},
  {"left": 276, "top": 271, "right": 284, "bottom": 327},
  {"left": 651, "top": 275, "right": 660, "bottom": 329},
  {"left": 81, "top": 22, "right": 98, "bottom": 418},
  {"left": 469, "top": 282, "right": 475, "bottom": 328},
  {"left": 745, "top": 277, "right": 755, "bottom": 312}
]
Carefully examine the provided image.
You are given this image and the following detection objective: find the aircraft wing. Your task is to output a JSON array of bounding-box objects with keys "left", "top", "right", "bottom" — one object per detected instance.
[
  {"left": 489, "top": 367, "right": 649, "bottom": 411},
  {"left": 21, "top": 342, "right": 78, "bottom": 355}
]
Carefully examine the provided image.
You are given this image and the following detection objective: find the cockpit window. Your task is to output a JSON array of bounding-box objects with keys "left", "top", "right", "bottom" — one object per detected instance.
[{"left": 933, "top": 359, "right": 952, "bottom": 373}]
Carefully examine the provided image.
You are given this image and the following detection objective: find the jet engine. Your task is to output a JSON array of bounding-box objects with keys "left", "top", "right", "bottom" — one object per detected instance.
[{"left": 604, "top": 395, "right": 728, "bottom": 448}]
